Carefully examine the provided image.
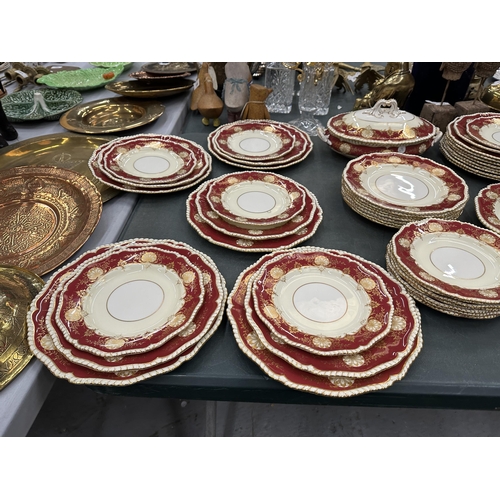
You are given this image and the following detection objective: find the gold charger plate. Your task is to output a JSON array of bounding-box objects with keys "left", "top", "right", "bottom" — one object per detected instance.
[
  {"left": 0, "top": 165, "right": 102, "bottom": 276},
  {"left": 0, "top": 133, "right": 119, "bottom": 202},
  {"left": 105, "top": 79, "right": 194, "bottom": 99},
  {"left": 59, "top": 97, "right": 165, "bottom": 134},
  {"left": 0, "top": 264, "right": 45, "bottom": 390}
]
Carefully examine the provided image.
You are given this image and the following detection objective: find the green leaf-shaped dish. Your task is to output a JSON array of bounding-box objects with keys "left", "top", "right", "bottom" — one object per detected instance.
[
  {"left": 1, "top": 89, "right": 83, "bottom": 122},
  {"left": 37, "top": 66, "right": 124, "bottom": 91},
  {"left": 90, "top": 62, "right": 133, "bottom": 70}
]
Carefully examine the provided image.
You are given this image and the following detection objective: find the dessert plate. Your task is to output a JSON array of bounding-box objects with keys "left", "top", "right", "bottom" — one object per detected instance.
[
  {"left": 207, "top": 171, "right": 306, "bottom": 229},
  {"left": 465, "top": 115, "right": 500, "bottom": 151},
  {"left": 212, "top": 121, "right": 296, "bottom": 161},
  {"left": 391, "top": 219, "right": 500, "bottom": 303},
  {"left": 475, "top": 183, "right": 500, "bottom": 234},
  {"left": 37, "top": 66, "right": 124, "bottom": 91},
  {"left": 344, "top": 153, "right": 467, "bottom": 212},
  {"left": 187, "top": 187, "right": 323, "bottom": 252},
  {"left": 251, "top": 250, "right": 393, "bottom": 355},
  {"left": 52, "top": 246, "right": 205, "bottom": 357},
  {"left": 97, "top": 134, "right": 199, "bottom": 185},
  {"left": 195, "top": 179, "right": 317, "bottom": 240}
]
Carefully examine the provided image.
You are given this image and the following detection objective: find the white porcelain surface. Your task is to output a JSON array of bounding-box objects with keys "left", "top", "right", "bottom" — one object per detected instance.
[
  {"left": 272, "top": 266, "right": 371, "bottom": 337},
  {"left": 360, "top": 163, "right": 449, "bottom": 207},
  {"left": 117, "top": 147, "right": 185, "bottom": 179},
  {"left": 410, "top": 232, "right": 500, "bottom": 289},
  {"left": 81, "top": 263, "right": 185, "bottom": 338},
  {"left": 221, "top": 180, "right": 292, "bottom": 221}
]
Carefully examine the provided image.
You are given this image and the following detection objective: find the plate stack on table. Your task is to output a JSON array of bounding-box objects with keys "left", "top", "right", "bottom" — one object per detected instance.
[
  {"left": 440, "top": 112, "right": 500, "bottom": 180},
  {"left": 186, "top": 171, "right": 323, "bottom": 252},
  {"left": 386, "top": 218, "right": 500, "bottom": 319},
  {"left": 320, "top": 98, "right": 441, "bottom": 158},
  {"left": 475, "top": 183, "right": 500, "bottom": 234},
  {"left": 341, "top": 152, "right": 469, "bottom": 228},
  {"left": 27, "top": 238, "right": 227, "bottom": 386},
  {"left": 207, "top": 119, "right": 313, "bottom": 169},
  {"left": 88, "top": 133, "right": 212, "bottom": 194},
  {"left": 227, "top": 247, "right": 422, "bottom": 398}
]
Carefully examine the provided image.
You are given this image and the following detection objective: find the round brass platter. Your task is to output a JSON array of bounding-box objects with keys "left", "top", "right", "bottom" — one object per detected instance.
[
  {"left": 0, "top": 165, "right": 102, "bottom": 276},
  {"left": 59, "top": 97, "right": 165, "bottom": 134},
  {"left": 481, "top": 83, "right": 500, "bottom": 112},
  {"left": 0, "top": 265, "right": 45, "bottom": 391},
  {"left": 0, "top": 133, "right": 119, "bottom": 202},
  {"left": 141, "top": 62, "right": 197, "bottom": 75},
  {"left": 105, "top": 79, "right": 194, "bottom": 99}
]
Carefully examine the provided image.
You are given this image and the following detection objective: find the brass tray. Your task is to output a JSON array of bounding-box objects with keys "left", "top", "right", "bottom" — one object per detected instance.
[
  {"left": 105, "top": 79, "right": 194, "bottom": 99},
  {"left": 0, "top": 133, "right": 118, "bottom": 202},
  {"left": 141, "top": 62, "right": 197, "bottom": 75},
  {"left": 0, "top": 265, "right": 45, "bottom": 391},
  {"left": 59, "top": 97, "right": 165, "bottom": 134},
  {"left": 0, "top": 165, "right": 102, "bottom": 276}
]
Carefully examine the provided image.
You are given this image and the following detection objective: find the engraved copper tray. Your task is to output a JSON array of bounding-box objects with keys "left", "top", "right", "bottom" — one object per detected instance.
[
  {"left": 0, "top": 264, "right": 45, "bottom": 390},
  {"left": 0, "top": 165, "right": 102, "bottom": 276},
  {"left": 0, "top": 133, "right": 118, "bottom": 202}
]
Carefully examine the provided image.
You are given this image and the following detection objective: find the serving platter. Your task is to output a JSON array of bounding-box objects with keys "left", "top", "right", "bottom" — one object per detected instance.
[
  {"left": 0, "top": 265, "right": 45, "bottom": 390},
  {"left": 37, "top": 66, "right": 123, "bottom": 91},
  {"left": 0, "top": 166, "right": 102, "bottom": 276},
  {"left": 1, "top": 88, "right": 83, "bottom": 122},
  {"left": 141, "top": 62, "right": 197, "bottom": 75},
  {"left": 105, "top": 79, "right": 194, "bottom": 99},
  {"left": 60, "top": 97, "right": 165, "bottom": 134},
  {"left": 0, "top": 133, "right": 119, "bottom": 202}
]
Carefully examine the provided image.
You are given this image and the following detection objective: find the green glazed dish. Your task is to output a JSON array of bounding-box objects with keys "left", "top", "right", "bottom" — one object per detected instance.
[
  {"left": 37, "top": 66, "right": 124, "bottom": 91},
  {"left": 1, "top": 89, "right": 83, "bottom": 122},
  {"left": 90, "top": 62, "right": 133, "bottom": 70}
]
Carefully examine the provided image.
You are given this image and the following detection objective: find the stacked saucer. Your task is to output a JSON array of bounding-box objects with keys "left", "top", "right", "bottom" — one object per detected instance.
[
  {"left": 227, "top": 247, "right": 422, "bottom": 397},
  {"left": 186, "top": 171, "right": 323, "bottom": 252},
  {"left": 27, "top": 238, "right": 226, "bottom": 386},
  {"left": 207, "top": 119, "right": 313, "bottom": 169},
  {"left": 440, "top": 112, "right": 500, "bottom": 180},
  {"left": 386, "top": 218, "right": 500, "bottom": 319},
  {"left": 88, "top": 133, "right": 211, "bottom": 193},
  {"left": 341, "top": 152, "right": 469, "bottom": 228}
]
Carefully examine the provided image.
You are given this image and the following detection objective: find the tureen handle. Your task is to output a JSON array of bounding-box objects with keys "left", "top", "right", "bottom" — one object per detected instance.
[
  {"left": 317, "top": 126, "right": 331, "bottom": 145},
  {"left": 431, "top": 129, "right": 443, "bottom": 146},
  {"left": 366, "top": 99, "right": 400, "bottom": 118}
]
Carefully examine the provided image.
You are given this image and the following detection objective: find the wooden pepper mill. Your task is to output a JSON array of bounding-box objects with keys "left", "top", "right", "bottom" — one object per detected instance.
[{"left": 197, "top": 75, "right": 224, "bottom": 127}]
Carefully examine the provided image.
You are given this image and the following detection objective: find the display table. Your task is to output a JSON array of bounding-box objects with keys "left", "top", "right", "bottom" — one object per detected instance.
[
  {"left": 0, "top": 62, "right": 194, "bottom": 436},
  {"left": 91, "top": 129, "right": 500, "bottom": 410}
]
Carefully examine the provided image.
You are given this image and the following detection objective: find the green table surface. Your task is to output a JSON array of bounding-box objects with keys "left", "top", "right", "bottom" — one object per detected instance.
[{"left": 93, "top": 87, "right": 500, "bottom": 410}]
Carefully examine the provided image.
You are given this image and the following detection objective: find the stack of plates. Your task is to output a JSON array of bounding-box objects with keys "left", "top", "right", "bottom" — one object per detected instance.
[
  {"left": 88, "top": 133, "right": 212, "bottom": 193},
  {"left": 341, "top": 152, "right": 469, "bottom": 228},
  {"left": 475, "top": 183, "right": 500, "bottom": 234},
  {"left": 386, "top": 218, "right": 500, "bottom": 319},
  {"left": 227, "top": 246, "right": 422, "bottom": 398},
  {"left": 207, "top": 120, "right": 313, "bottom": 169},
  {"left": 440, "top": 112, "right": 500, "bottom": 180},
  {"left": 186, "top": 171, "right": 323, "bottom": 252},
  {"left": 27, "top": 238, "right": 227, "bottom": 386}
]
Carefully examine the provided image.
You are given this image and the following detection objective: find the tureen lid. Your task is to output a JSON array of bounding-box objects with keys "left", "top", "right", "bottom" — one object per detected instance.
[{"left": 327, "top": 99, "right": 437, "bottom": 146}]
